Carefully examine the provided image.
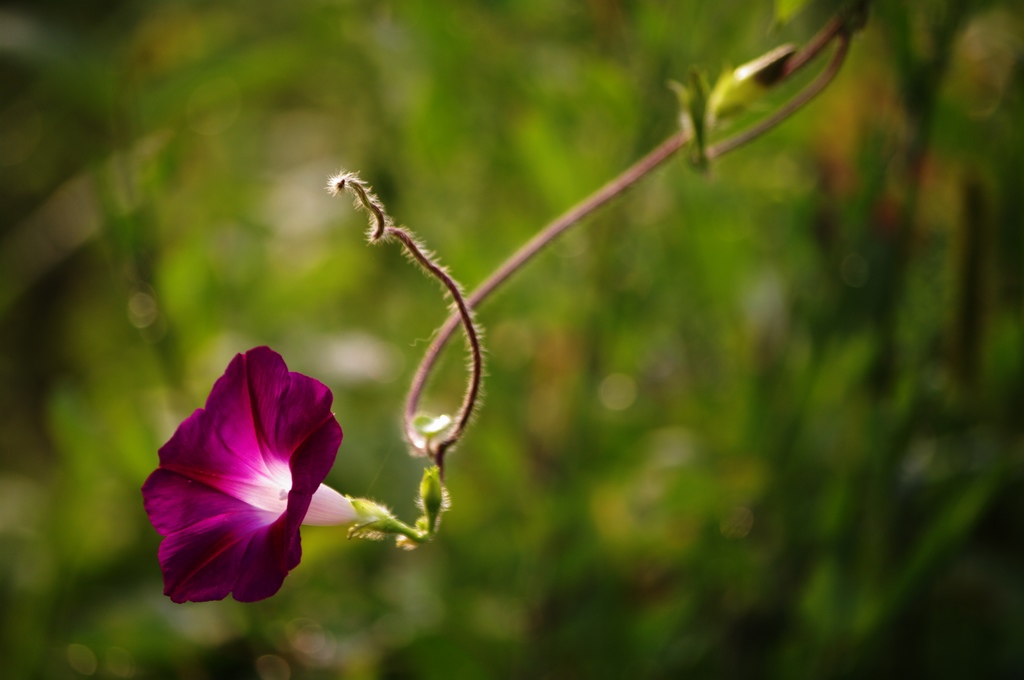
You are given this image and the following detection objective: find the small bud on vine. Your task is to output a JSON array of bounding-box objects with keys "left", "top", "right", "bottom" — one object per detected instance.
[
  {"left": 418, "top": 466, "right": 449, "bottom": 535},
  {"left": 708, "top": 44, "right": 797, "bottom": 122}
]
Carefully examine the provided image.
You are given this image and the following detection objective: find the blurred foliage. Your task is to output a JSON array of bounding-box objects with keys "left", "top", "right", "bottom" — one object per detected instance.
[{"left": 2, "top": 0, "right": 1024, "bottom": 678}]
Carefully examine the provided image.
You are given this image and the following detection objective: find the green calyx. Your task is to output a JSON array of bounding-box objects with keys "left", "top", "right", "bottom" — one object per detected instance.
[{"left": 347, "top": 497, "right": 428, "bottom": 546}]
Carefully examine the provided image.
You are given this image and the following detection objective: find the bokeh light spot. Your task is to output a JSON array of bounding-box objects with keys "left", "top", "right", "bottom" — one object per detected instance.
[
  {"left": 105, "top": 647, "right": 135, "bottom": 678},
  {"left": 599, "top": 373, "right": 637, "bottom": 411},
  {"left": 67, "top": 644, "right": 97, "bottom": 676},
  {"left": 720, "top": 506, "right": 754, "bottom": 539},
  {"left": 255, "top": 654, "right": 291, "bottom": 680},
  {"left": 128, "top": 290, "right": 158, "bottom": 328}
]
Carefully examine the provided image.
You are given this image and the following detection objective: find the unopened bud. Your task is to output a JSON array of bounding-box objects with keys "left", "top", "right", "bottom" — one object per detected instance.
[
  {"left": 708, "top": 44, "right": 797, "bottom": 122},
  {"left": 418, "top": 466, "right": 448, "bottom": 535}
]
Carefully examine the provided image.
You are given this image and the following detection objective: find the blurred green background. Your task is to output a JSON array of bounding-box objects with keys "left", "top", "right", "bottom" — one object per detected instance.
[{"left": 3, "top": 0, "right": 1024, "bottom": 677}]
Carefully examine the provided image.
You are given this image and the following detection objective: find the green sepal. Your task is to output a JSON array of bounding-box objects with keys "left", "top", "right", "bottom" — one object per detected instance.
[{"left": 691, "top": 68, "right": 710, "bottom": 169}]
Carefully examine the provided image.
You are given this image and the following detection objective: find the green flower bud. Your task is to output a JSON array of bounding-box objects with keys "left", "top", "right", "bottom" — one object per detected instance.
[
  {"left": 418, "top": 466, "right": 448, "bottom": 535},
  {"left": 708, "top": 44, "right": 797, "bottom": 122}
]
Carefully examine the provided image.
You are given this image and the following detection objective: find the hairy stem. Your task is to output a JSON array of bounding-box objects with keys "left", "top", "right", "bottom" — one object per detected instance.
[
  {"left": 403, "top": 16, "right": 854, "bottom": 435},
  {"left": 382, "top": 225, "right": 483, "bottom": 468},
  {"left": 328, "top": 173, "right": 484, "bottom": 470},
  {"left": 403, "top": 130, "right": 690, "bottom": 437}
]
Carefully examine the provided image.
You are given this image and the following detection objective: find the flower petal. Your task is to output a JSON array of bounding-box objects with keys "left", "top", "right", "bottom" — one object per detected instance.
[
  {"left": 287, "top": 406, "right": 343, "bottom": 496},
  {"left": 142, "top": 468, "right": 257, "bottom": 537},
  {"left": 204, "top": 347, "right": 337, "bottom": 476},
  {"left": 146, "top": 469, "right": 317, "bottom": 602},
  {"left": 159, "top": 350, "right": 277, "bottom": 485},
  {"left": 249, "top": 347, "right": 337, "bottom": 468},
  {"left": 158, "top": 509, "right": 283, "bottom": 603},
  {"left": 205, "top": 347, "right": 287, "bottom": 476}
]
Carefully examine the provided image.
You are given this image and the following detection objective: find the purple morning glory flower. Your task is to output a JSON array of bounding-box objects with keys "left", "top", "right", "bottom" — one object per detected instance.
[{"left": 142, "top": 346, "right": 356, "bottom": 603}]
